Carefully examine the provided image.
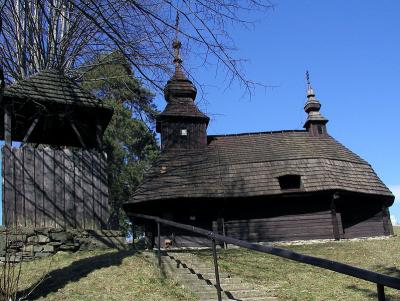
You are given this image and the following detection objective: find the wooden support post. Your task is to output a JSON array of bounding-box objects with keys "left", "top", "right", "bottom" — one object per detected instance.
[
  {"left": 221, "top": 218, "right": 227, "bottom": 249},
  {"left": 157, "top": 221, "right": 161, "bottom": 267},
  {"left": 216, "top": 217, "right": 226, "bottom": 248},
  {"left": 377, "top": 284, "right": 385, "bottom": 301},
  {"left": 331, "top": 193, "right": 340, "bottom": 240},
  {"left": 211, "top": 238, "right": 222, "bottom": 301}
]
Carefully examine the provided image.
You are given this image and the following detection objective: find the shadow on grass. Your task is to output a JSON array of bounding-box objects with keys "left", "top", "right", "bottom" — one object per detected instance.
[
  {"left": 19, "top": 249, "right": 137, "bottom": 300},
  {"left": 346, "top": 266, "right": 400, "bottom": 301}
]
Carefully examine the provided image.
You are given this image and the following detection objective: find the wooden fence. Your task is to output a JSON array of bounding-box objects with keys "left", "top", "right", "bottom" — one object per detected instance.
[{"left": 2, "top": 146, "right": 110, "bottom": 229}]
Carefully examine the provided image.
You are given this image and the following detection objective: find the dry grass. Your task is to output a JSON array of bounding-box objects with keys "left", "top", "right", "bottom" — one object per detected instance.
[
  {"left": 14, "top": 228, "right": 400, "bottom": 300},
  {"left": 17, "top": 249, "right": 197, "bottom": 301},
  {"left": 194, "top": 227, "right": 400, "bottom": 301}
]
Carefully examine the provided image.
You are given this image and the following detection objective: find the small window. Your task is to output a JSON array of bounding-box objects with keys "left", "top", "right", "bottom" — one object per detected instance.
[
  {"left": 180, "top": 129, "right": 188, "bottom": 136},
  {"left": 278, "top": 175, "right": 302, "bottom": 190}
]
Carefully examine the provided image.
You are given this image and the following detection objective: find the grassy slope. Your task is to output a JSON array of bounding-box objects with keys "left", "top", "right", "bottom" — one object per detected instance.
[
  {"left": 17, "top": 249, "right": 197, "bottom": 301},
  {"left": 14, "top": 228, "right": 400, "bottom": 301},
  {"left": 195, "top": 226, "right": 400, "bottom": 301}
]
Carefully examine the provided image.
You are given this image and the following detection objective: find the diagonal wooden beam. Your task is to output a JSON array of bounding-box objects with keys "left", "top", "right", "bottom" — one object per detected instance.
[
  {"left": 22, "top": 115, "right": 40, "bottom": 144},
  {"left": 70, "top": 120, "right": 87, "bottom": 149},
  {"left": 4, "top": 104, "right": 12, "bottom": 146}
]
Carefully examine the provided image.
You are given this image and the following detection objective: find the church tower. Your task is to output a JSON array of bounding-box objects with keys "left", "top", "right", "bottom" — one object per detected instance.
[
  {"left": 303, "top": 72, "right": 328, "bottom": 136},
  {"left": 156, "top": 15, "right": 209, "bottom": 151}
]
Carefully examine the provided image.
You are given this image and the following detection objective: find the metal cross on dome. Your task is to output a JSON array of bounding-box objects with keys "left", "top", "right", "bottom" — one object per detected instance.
[{"left": 306, "top": 70, "right": 311, "bottom": 86}]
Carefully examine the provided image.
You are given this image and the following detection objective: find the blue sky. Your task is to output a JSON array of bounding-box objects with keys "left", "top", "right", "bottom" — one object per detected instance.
[{"left": 1, "top": 1, "right": 399, "bottom": 225}]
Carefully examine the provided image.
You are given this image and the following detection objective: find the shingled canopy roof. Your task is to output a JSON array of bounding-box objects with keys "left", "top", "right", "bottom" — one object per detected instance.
[
  {"left": 126, "top": 131, "right": 394, "bottom": 206},
  {"left": 1, "top": 69, "right": 113, "bottom": 148}
]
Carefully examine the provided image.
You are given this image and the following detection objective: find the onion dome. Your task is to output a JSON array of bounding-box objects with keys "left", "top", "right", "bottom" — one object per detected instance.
[
  {"left": 163, "top": 21, "right": 197, "bottom": 102},
  {"left": 303, "top": 71, "right": 328, "bottom": 131}
]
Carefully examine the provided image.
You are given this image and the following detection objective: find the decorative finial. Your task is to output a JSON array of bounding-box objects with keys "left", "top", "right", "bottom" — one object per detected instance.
[
  {"left": 172, "top": 11, "right": 182, "bottom": 68},
  {"left": 303, "top": 72, "right": 328, "bottom": 133},
  {"left": 306, "top": 70, "right": 315, "bottom": 98}
]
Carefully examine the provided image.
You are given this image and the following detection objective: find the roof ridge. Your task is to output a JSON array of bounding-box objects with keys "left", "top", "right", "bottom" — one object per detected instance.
[
  {"left": 213, "top": 156, "right": 373, "bottom": 169},
  {"left": 208, "top": 130, "right": 307, "bottom": 138}
]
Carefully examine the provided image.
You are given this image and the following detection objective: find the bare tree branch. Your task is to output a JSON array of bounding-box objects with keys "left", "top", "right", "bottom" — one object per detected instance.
[{"left": 0, "top": 0, "right": 272, "bottom": 94}]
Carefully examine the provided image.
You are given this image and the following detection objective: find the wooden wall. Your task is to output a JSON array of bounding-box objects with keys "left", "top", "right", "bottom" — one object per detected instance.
[
  {"left": 337, "top": 197, "right": 392, "bottom": 239},
  {"left": 341, "top": 210, "right": 390, "bottom": 239},
  {"left": 223, "top": 211, "right": 341, "bottom": 242},
  {"left": 160, "top": 120, "right": 207, "bottom": 151},
  {"left": 2, "top": 146, "right": 109, "bottom": 229},
  {"left": 135, "top": 194, "right": 392, "bottom": 247}
]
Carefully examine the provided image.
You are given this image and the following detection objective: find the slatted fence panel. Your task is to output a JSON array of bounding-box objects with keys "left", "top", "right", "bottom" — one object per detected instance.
[{"left": 2, "top": 147, "right": 110, "bottom": 229}]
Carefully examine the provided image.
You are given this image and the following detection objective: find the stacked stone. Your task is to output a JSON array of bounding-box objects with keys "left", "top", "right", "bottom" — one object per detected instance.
[{"left": 0, "top": 227, "right": 127, "bottom": 262}]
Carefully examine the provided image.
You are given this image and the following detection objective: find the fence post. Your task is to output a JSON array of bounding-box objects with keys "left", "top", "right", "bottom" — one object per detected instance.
[
  {"left": 211, "top": 238, "right": 223, "bottom": 301},
  {"left": 157, "top": 221, "right": 161, "bottom": 267},
  {"left": 377, "top": 284, "right": 385, "bottom": 301}
]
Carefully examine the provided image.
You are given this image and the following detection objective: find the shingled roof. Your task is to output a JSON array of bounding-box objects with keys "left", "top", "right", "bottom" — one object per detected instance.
[
  {"left": 1, "top": 69, "right": 113, "bottom": 147},
  {"left": 3, "top": 69, "right": 112, "bottom": 110},
  {"left": 127, "top": 131, "right": 394, "bottom": 204}
]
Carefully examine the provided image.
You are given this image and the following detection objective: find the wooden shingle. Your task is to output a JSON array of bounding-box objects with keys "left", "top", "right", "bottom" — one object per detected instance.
[{"left": 127, "top": 131, "right": 394, "bottom": 204}]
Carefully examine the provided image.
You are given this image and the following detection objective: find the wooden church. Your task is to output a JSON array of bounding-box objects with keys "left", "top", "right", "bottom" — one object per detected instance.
[{"left": 124, "top": 37, "right": 395, "bottom": 247}]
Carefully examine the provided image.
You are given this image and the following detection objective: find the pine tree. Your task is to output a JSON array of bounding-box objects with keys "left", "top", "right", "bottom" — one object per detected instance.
[{"left": 81, "top": 52, "right": 159, "bottom": 232}]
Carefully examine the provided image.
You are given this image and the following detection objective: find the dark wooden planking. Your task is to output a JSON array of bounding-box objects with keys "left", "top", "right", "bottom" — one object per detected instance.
[
  {"left": 43, "top": 148, "right": 55, "bottom": 227},
  {"left": 3, "top": 146, "right": 14, "bottom": 226},
  {"left": 331, "top": 199, "right": 340, "bottom": 240},
  {"left": 54, "top": 150, "right": 65, "bottom": 228},
  {"left": 34, "top": 149, "right": 45, "bottom": 227},
  {"left": 224, "top": 211, "right": 335, "bottom": 242},
  {"left": 225, "top": 213, "right": 333, "bottom": 228},
  {"left": 225, "top": 219, "right": 334, "bottom": 229},
  {"left": 2, "top": 147, "right": 109, "bottom": 230},
  {"left": 382, "top": 205, "right": 390, "bottom": 235},
  {"left": 64, "top": 149, "right": 75, "bottom": 228},
  {"left": 99, "top": 153, "right": 109, "bottom": 228},
  {"left": 74, "top": 150, "right": 84, "bottom": 228},
  {"left": 82, "top": 150, "right": 94, "bottom": 229},
  {"left": 225, "top": 225, "right": 332, "bottom": 233},
  {"left": 343, "top": 218, "right": 386, "bottom": 239},
  {"left": 337, "top": 213, "right": 344, "bottom": 237},
  {"left": 224, "top": 212, "right": 333, "bottom": 224},
  {"left": 226, "top": 229, "right": 335, "bottom": 239},
  {"left": 23, "top": 148, "right": 35, "bottom": 227},
  {"left": 225, "top": 227, "right": 335, "bottom": 237},
  {"left": 14, "top": 148, "right": 24, "bottom": 227},
  {"left": 92, "top": 152, "right": 102, "bottom": 229},
  {"left": 231, "top": 233, "right": 334, "bottom": 242},
  {"left": 160, "top": 235, "right": 212, "bottom": 248}
]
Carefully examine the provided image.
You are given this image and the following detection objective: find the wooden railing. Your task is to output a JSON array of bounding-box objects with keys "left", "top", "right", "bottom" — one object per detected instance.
[{"left": 131, "top": 213, "right": 400, "bottom": 301}]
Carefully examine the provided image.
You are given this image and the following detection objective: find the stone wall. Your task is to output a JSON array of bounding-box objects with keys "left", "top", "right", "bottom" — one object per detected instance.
[{"left": 0, "top": 227, "right": 128, "bottom": 261}]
